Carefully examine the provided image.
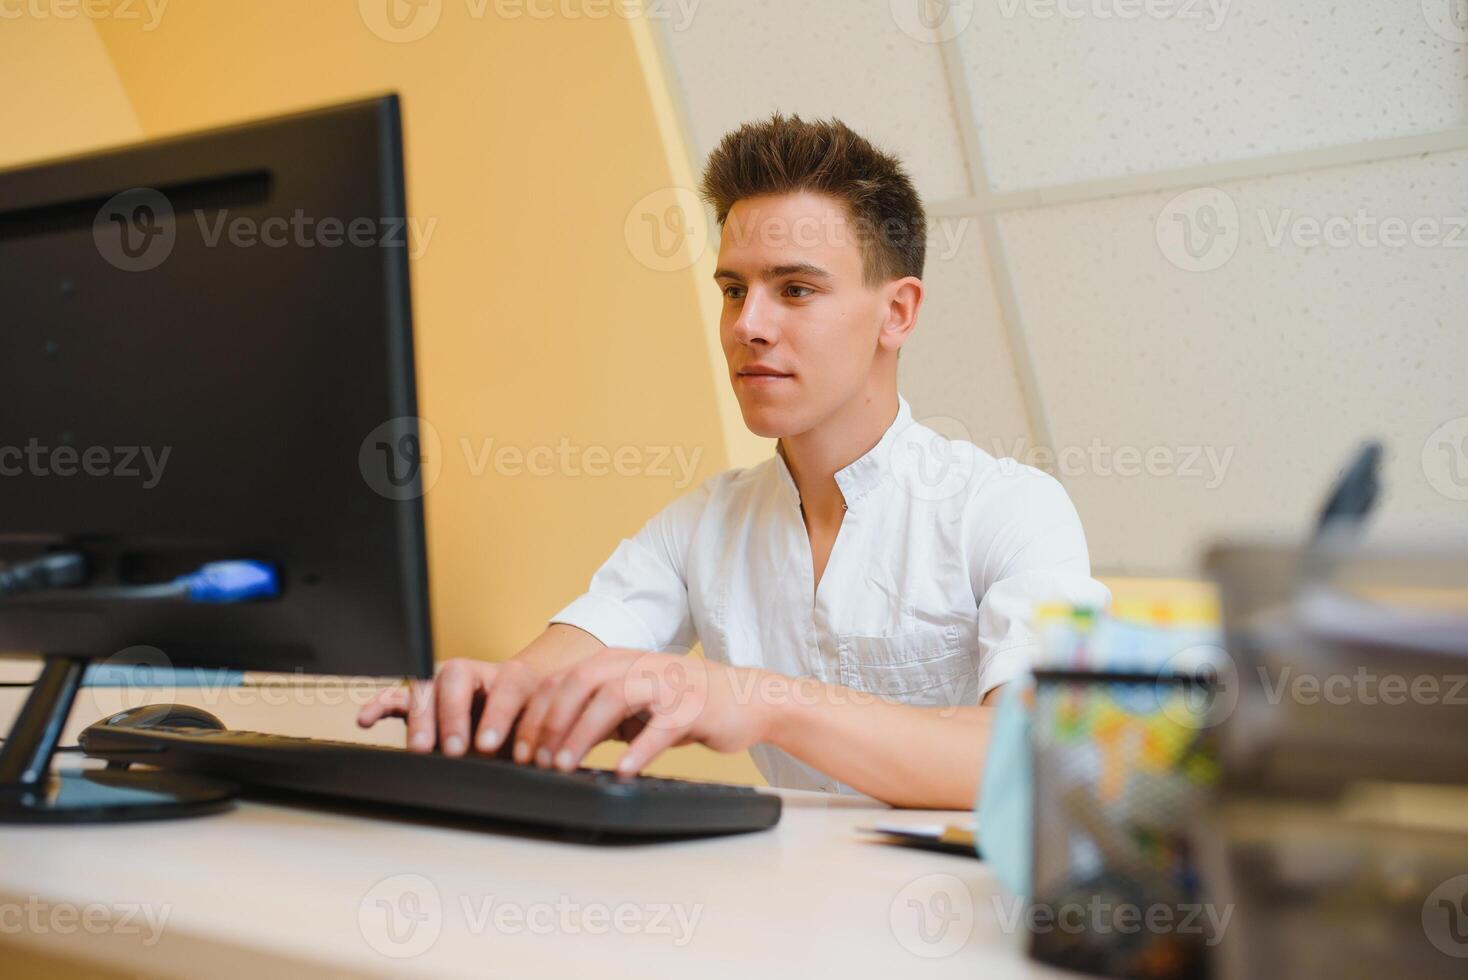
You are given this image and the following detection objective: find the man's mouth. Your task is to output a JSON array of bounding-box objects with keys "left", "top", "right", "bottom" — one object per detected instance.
[{"left": 737, "top": 367, "right": 794, "bottom": 384}]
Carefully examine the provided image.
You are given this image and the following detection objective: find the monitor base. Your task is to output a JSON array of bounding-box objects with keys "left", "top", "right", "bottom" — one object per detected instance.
[
  {"left": 0, "top": 654, "right": 238, "bottom": 823},
  {"left": 0, "top": 768, "right": 237, "bottom": 823}
]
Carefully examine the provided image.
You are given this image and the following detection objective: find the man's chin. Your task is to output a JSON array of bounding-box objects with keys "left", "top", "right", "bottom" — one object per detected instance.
[{"left": 736, "top": 402, "right": 801, "bottom": 440}]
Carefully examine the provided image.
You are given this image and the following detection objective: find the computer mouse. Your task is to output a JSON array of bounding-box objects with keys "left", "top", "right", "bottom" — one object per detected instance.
[{"left": 92, "top": 703, "right": 226, "bottom": 732}]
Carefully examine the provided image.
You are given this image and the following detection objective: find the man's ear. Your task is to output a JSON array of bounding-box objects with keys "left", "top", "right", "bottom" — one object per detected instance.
[{"left": 877, "top": 276, "right": 923, "bottom": 354}]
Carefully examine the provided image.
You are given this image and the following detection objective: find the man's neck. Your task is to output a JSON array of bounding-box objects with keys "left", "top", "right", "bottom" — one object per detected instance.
[{"left": 778, "top": 388, "right": 899, "bottom": 525}]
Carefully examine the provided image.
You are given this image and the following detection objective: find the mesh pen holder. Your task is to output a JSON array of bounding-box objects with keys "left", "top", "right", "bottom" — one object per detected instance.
[{"left": 1029, "top": 670, "right": 1223, "bottom": 980}]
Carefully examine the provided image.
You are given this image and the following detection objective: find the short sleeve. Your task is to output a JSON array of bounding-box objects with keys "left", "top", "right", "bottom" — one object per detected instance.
[
  {"left": 548, "top": 480, "right": 713, "bottom": 653},
  {"left": 966, "top": 465, "right": 1111, "bottom": 699}
]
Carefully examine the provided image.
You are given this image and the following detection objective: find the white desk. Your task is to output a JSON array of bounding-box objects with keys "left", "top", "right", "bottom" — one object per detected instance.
[{"left": 0, "top": 684, "right": 1063, "bottom": 979}]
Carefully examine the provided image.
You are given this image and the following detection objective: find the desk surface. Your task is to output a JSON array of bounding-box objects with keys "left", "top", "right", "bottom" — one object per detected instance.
[{"left": 0, "top": 684, "right": 1063, "bottom": 980}]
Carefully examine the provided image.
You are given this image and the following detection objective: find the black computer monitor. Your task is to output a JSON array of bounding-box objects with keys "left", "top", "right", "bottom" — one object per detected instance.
[{"left": 0, "top": 94, "right": 433, "bottom": 820}]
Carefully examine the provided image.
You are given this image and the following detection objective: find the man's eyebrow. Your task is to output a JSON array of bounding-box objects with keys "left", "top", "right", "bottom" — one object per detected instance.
[{"left": 712, "top": 262, "right": 834, "bottom": 282}]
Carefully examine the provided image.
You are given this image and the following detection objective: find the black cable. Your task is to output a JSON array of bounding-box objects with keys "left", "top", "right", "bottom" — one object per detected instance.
[
  {"left": 0, "top": 737, "right": 81, "bottom": 751},
  {"left": 0, "top": 553, "right": 87, "bottom": 597}
]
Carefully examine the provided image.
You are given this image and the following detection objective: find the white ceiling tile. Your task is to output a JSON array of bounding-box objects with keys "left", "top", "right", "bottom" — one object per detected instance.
[
  {"left": 954, "top": 0, "right": 1468, "bottom": 191},
  {"left": 998, "top": 149, "right": 1468, "bottom": 573},
  {"left": 664, "top": 0, "right": 973, "bottom": 201}
]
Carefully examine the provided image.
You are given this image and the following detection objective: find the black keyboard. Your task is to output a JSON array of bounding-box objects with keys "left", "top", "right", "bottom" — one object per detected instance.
[{"left": 78, "top": 724, "right": 781, "bottom": 838}]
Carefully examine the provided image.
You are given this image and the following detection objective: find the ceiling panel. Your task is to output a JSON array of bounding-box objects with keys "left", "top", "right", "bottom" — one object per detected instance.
[
  {"left": 998, "top": 149, "right": 1468, "bottom": 571},
  {"left": 662, "top": 0, "right": 972, "bottom": 201},
  {"left": 954, "top": 1, "right": 1468, "bottom": 191}
]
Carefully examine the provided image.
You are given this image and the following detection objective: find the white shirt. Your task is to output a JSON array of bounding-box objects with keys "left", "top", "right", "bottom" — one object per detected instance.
[{"left": 550, "top": 395, "right": 1109, "bottom": 791}]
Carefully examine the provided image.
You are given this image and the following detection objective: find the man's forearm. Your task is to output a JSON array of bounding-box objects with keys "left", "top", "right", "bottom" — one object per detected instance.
[{"left": 755, "top": 672, "right": 995, "bottom": 809}]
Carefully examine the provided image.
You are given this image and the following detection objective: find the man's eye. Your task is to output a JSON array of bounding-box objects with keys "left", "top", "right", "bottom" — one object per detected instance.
[
  {"left": 722, "top": 285, "right": 745, "bottom": 300},
  {"left": 785, "top": 285, "right": 814, "bottom": 299}
]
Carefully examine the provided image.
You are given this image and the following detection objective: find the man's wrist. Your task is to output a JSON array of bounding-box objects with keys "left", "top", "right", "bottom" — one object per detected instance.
[{"left": 743, "top": 668, "right": 795, "bottom": 748}]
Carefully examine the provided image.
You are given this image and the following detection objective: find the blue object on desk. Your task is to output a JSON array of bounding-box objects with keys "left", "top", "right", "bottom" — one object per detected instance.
[
  {"left": 81, "top": 664, "right": 245, "bottom": 687},
  {"left": 976, "top": 676, "right": 1034, "bottom": 898}
]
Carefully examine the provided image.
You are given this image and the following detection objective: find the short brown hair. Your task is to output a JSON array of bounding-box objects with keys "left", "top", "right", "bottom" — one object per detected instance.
[{"left": 699, "top": 114, "right": 926, "bottom": 285}]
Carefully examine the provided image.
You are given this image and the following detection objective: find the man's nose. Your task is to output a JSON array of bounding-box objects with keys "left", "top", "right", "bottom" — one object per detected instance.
[{"left": 732, "top": 288, "right": 776, "bottom": 346}]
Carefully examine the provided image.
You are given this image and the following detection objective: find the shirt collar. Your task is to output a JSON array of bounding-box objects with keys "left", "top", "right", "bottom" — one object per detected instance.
[{"left": 773, "top": 395, "right": 913, "bottom": 510}]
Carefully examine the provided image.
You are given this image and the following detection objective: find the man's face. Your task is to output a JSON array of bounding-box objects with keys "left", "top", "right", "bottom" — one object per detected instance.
[{"left": 714, "top": 192, "right": 898, "bottom": 439}]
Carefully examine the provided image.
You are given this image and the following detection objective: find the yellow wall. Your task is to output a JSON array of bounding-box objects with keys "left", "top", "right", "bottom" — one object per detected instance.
[
  {"left": 3, "top": 2, "right": 761, "bottom": 783},
  {"left": 0, "top": 14, "right": 141, "bottom": 166}
]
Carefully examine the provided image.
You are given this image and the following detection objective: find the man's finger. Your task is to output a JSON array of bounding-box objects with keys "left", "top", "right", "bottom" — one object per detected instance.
[
  {"left": 475, "top": 669, "right": 531, "bottom": 754},
  {"left": 553, "top": 685, "right": 640, "bottom": 772},
  {"left": 405, "top": 678, "right": 437, "bottom": 752},
  {"left": 513, "top": 673, "right": 563, "bottom": 766},
  {"left": 533, "top": 667, "right": 610, "bottom": 768},
  {"left": 356, "top": 687, "right": 409, "bottom": 727},
  {"left": 617, "top": 716, "right": 687, "bottom": 776},
  {"left": 435, "top": 662, "right": 482, "bottom": 757}
]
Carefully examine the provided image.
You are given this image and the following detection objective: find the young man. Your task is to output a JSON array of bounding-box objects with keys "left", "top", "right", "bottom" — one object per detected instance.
[{"left": 360, "top": 115, "right": 1107, "bottom": 808}]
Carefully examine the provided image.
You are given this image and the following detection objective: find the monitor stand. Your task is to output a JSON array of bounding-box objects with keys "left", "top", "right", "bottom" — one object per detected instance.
[{"left": 0, "top": 655, "right": 238, "bottom": 823}]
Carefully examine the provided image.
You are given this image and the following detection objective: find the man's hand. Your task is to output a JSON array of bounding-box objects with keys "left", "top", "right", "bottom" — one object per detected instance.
[
  {"left": 357, "top": 657, "right": 540, "bottom": 756},
  {"left": 512, "top": 649, "right": 772, "bottom": 776}
]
